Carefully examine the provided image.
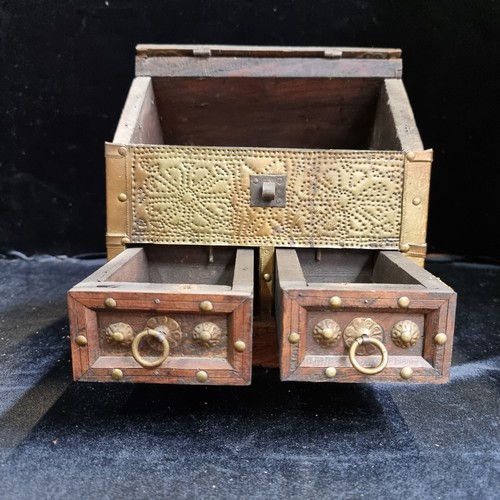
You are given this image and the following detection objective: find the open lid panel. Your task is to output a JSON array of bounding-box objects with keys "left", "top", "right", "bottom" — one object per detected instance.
[{"left": 106, "top": 45, "right": 431, "bottom": 262}]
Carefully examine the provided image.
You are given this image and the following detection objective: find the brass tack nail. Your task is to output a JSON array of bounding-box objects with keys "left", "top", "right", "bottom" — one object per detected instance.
[
  {"left": 117, "top": 146, "right": 128, "bottom": 157},
  {"left": 329, "top": 296, "right": 342, "bottom": 308},
  {"left": 406, "top": 152, "right": 416, "bottom": 161},
  {"left": 196, "top": 370, "right": 208, "bottom": 383},
  {"left": 199, "top": 300, "right": 213, "bottom": 312},
  {"left": 117, "top": 193, "right": 127, "bottom": 202},
  {"left": 412, "top": 197, "right": 421, "bottom": 206},
  {"left": 398, "top": 296, "right": 410, "bottom": 308},
  {"left": 434, "top": 333, "right": 448, "bottom": 345},
  {"left": 234, "top": 340, "right": 246, "bottom": 353},
  {"left": 121, "top": 237, "right": 130, "bottom": 245},
  {"left": 325, "top": 367, "right": 337, "bottom": 379},
  {"left": 400, "top": 367, "right": 413, "bottom": 380},
  {"left": 111, "top": 368, "right": 124, "bottom": 381},
  {"left": 288, "top": 332, "right": 300, "bottom": 344},
  {"left": 104, "top": 297, "right": 117, "bottom": 309},
  {"left": 263, "top": 273, "right": 272, "bottom": 282},
  {"left": 400, "top": 243, "right": 411, "bottom": 253},
  {"left": 75, "top": 335, "right": 88, "bottom": 347}
]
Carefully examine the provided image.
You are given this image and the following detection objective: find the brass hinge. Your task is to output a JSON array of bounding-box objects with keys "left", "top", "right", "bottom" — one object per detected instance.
[{"left": 192, "top": 47, "right": 211, "bottom": 57}]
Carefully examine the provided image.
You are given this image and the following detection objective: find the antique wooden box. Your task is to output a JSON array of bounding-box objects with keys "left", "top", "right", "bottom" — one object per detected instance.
[{"left": 67, "top": 45, "right": 456, "bottom": 385}]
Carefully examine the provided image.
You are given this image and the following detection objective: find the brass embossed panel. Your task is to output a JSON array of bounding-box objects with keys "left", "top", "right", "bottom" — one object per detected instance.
[{"left": 128, "top": 145, "right": 405, "bottom": 248}]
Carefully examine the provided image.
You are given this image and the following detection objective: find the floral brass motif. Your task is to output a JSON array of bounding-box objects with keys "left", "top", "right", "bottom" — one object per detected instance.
[
  {"left": 343, "top": 317, "right": 384, "bottom": 356},
  {"left": 391, "top": 320, "right": 420, "bottom": 349},
  {"left": 105, "top": 322, "right": 134, "bottom": 347},
  {"left": 145, "top": 316, "right": 183, "bottom": 351},
  {"left": 129, "top": 146, "right": 404, "bottom": 248},
  {"left": 192, "top": 322, "right": 223, "bottom": 348},
  {"left": 313, "top": 319, "right": 341, "bottom": 347}
]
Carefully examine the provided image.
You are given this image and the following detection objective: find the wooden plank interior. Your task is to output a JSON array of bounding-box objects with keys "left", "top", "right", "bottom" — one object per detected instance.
[
  {"left": 77, "top": 247, "right": 146, "bottom": 284},
  {"left": 374, "top": 251, "right": 453, "bottom": 290},
  {"left": 275, "top": 248, "right": 307, "bottom": 287},
  {"left": 152, "top": 77, "right": 382, "bottom": 148},
  {"left": 370, "top": 79, "right": 424, "bottom": 151},
  {"left": 293, "top": 249, "right": 376, "bottom": 284},
  {"left": 231, "top": 248, "right": 254, "bottom": 292},
  {"left": 113, "top": 77, "right": 163, "bottom": 144},
  {"left": 145, "top": 245, "right": 236, "bottom": 285}
]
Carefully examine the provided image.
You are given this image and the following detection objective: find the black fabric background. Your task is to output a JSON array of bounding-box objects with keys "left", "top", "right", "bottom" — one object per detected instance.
[{"left": 1, "top": 1, "right": 499, "bottom": 259}]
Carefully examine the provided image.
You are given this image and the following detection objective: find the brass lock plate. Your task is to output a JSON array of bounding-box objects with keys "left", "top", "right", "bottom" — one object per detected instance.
[{"left": 250, "top": 174, "right": 287, "bottom": 207}]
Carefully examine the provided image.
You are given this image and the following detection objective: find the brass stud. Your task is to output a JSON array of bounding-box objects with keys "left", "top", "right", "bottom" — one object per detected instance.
[
  {"left": 288, "top": 332, "right": 300, "bottom": 344},
  {"left": 406, "top": 152, "right": 416, "bottom": 161},
  {"left": 121, "top": 237, "right": 130, "bottom": 245},
  {"left": 196, "top": 370, "right": 208, "bottom": 383},
  {"left": 263, "top": 273, "right": 272, "bottom": 282},
  {"left": 322, "top": 328, "right": 335, "bottom": 340},
  {"left": 117, "top": 146, "right": 128, "bottom": 157},
  {"left": 234, "top": 340, "right": 246, "bottom": 352},
  {"left": 111, "top": 368, "right": 124, "bottom": 381},
  {"left": 117, "top": 193, "right": 127, "bottom": 202},
  {"left": 75, "top": 335, "right": 88, "bottom": 347},
  {"left": 434, "top": 333, "right": 448, "bottom": 345},
  {"left": 111, "top": 332, "right": 125, "bottom": 342},
  {"left": 199, "top": 330, "right": 212, "bottom": 342},
  {"left": 400, "top": 367, "right": 413, "bottom": 380},
  {"left": 104, "top": 297, "right": 117, "bottom": 308},
  {"left": 199, "top": 300, "right": 213, "bottom": 312},
  {"left": 325, "top": 367, "right": 337, "bottom": 379},
  {"left": 400, "top": 243, "right": 411, "bottom": 253},
  {"left": 329, "top": 296, "right": 342, "bottom": 308},
  {"left": 398, "top": 296, "right": 410, "bottom": 308},
  {"left": 412, "top": 197, "right": 421, "bottom": 206}
]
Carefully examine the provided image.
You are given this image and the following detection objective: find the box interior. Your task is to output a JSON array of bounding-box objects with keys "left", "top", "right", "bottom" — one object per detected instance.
[{"left": 152, "top": 77, "right": 382, "bottom": 149}]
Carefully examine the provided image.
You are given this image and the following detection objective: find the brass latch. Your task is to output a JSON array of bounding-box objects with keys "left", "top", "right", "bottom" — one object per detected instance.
[{"left": 250, "top": 174, "right": 287, "bottom": 208}]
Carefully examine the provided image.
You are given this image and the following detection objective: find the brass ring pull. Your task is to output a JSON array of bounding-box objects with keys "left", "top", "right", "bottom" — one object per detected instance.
[
  {"left": 131, "top": 329, "right": 170, "bottom": 368},
  {"left": 349, "top": 336, "right": 388, "bottom": 375}
]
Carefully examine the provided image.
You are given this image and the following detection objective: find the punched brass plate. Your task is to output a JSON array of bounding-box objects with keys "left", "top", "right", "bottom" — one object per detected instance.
[{"left": 119, "top": 145, "right": 406, "bottom": 248}]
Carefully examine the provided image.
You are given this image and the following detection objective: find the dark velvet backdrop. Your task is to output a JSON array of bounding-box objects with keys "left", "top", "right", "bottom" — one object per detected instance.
[{"left": 1, "top": 1, "right": 499, "bottom": 258}]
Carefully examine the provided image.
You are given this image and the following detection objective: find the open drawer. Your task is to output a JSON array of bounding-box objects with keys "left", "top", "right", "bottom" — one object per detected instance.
[
  {"left": 276, "top": 249, "right": 456, "bottom": 383},
  {"left": 67, "top": 246, "right": 254, "bottom": 384}
]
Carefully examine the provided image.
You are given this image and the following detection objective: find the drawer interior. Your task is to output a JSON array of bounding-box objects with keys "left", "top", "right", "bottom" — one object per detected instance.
[
  {"left": 96, "top": 245, "right": 237, "bottom": 287},
  {"left": 291, "top": 248, "right": 423, "bottom": 285}
]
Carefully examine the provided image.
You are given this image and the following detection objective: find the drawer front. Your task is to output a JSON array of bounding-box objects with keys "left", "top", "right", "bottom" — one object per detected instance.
[
  {"left": 278, "top": 288, "right": 454, "bottom": 383},
  {"left": 68, "top": 290, "right": 252, "bottom": 385}
]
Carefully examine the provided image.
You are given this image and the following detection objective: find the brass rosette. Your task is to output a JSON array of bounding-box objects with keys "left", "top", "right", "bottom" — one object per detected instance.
[
  {"left": 391, "top": 320, "right": 420, "bottom": 349},
  {"left": 343, "top": 317, "right": 384, "bottom": 356},
  {"left": 192, "top": 322, "right": 222, "bottom": 348},
  {"left": 105, "top": 322, "right": 134, "bottom": 347},
  {"left": 313, "top": 319, "right": 341, "bottom": 347}
]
